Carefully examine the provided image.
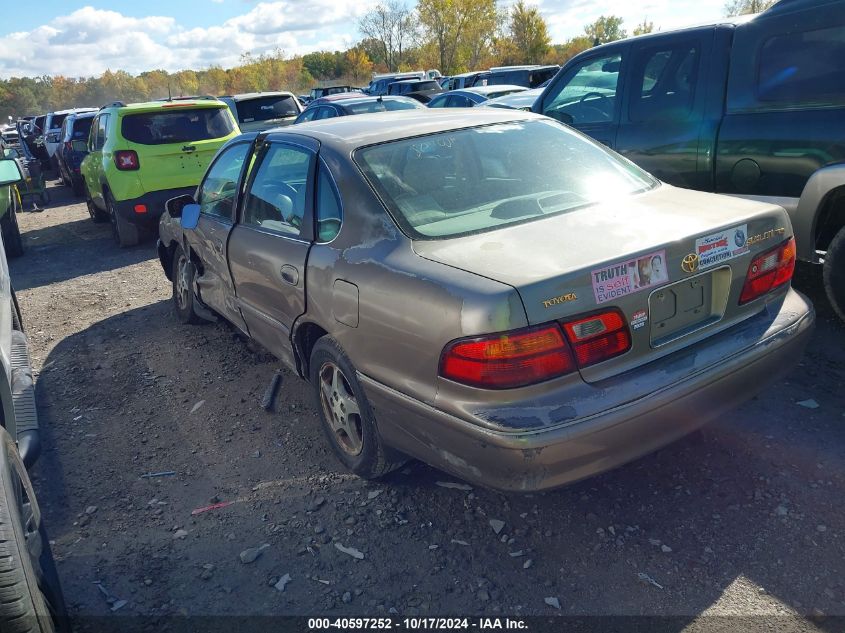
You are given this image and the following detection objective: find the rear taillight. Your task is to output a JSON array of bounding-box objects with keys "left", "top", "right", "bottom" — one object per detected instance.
[
  {"left": 561, "top": 309, "right": 631, "bottom": 367},
  {"left": 114, "top": 150, "right": 139, "bottom": 171},
  {"left": 739, "top": 237, "right": 796, "bottom": 305},
  {"left": 439, "top": 309, "right": 632, "bottom": 389},
  {"left": 440, "top": 324, "right": 576, "bottom": 389}
]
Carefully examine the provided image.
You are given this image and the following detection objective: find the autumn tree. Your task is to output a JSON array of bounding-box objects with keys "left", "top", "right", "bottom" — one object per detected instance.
[
  {"left": 584, "top": 15, "right": 627, "bottom": 45},
  {"left": 633, "top": 19, "right": 655, "bottom": 36},
  {"left": 725, "top": 0, "right": 777, "bottom": 15},
  {"left": 358, "top": 0, "right": 415, "bottom": 72},
  {"left": 417, "top": 0, "right": 498, "bottom": 74},
  {"left": 346, "top": 48, "right": 374, "bottom": 84},
  {"left": 503, "top": 0, "right": 551, "bottom": 64},
  {"left": 547, "top": 36, "right": 593, "bottom": 65}
]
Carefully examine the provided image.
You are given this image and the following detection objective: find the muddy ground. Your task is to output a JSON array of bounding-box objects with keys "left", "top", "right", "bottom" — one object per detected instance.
[{"left": 8, "top": 180, "right": 845, "bottom": 630}]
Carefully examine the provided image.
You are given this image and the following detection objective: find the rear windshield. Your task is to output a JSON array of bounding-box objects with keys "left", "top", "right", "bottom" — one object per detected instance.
[
  {"left": 344, "top": 99, "right": 423, "bottom": 114},
  {"left": 236, "top": 96, "right": 299, "bottom": 123},
  {"left": 72, "top": 118, "right": 94, "bottom": 140},
  {"left": 121, "top": 107, "right": 234, "bottom": 145},
  {"left": 355, "top": 119, "right": 656, "bottom": 239}
]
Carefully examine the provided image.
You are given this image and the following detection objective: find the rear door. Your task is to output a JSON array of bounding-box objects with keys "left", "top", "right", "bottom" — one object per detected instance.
[
  {"left": 186, "top": 141, "right": 252, "bottom": 331},
  {"left": 537, "top": 45, "right": 629, "bottom": 148},
  {"left": 227, "top": 137, "right": 318, "bottom": 368},
  {"left": 615, "top": 30, "right": 712, "bottom": 189},
  {"left": 82, "top": 113, "right": 109, "bottom": 209},
  {"left": 120, "top": 105, "right": 236, "bottom": 192}
]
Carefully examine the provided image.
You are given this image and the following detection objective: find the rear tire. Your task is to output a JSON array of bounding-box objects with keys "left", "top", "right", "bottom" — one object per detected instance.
[
  {"left": 105, "top": 191, "right": 139, "bottom": 248},
  {"left": 309, "top": 337, "right": 404, "bottom": 479},
  {"left": 823, "top": 224, "right": 845, "bottom": 322},
  {"left": 171, "top": 245, "right": 203, "bottom": 325}
]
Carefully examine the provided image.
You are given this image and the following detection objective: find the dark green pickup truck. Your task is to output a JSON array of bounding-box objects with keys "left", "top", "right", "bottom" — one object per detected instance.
[{"left": 534, "top": 0, "right": 845, "bottom": 319}]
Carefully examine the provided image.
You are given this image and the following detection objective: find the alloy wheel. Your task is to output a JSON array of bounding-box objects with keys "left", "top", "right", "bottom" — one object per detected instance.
[
  {"left": 175, "top": 254, "right": 192, "bottom": 311},
  {"left": 318, "top": 362, "right": 363, "bottom": 456}
]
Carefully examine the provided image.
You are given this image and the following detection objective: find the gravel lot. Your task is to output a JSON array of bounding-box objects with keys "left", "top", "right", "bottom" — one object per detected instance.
[{"left": 8, "top": 180, "right": 845, "bottom": 630}]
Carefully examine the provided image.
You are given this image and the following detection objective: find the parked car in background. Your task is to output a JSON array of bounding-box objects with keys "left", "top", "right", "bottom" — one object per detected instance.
[
  {"left": 440, "top": 71, "right": 486, "bottom": 91},
  {"left": 81, "top": 99, "right": 240, "bottom": 247},
  {"left": 0, "top": 157, "right": 67, "bottom": 633},
  {"left": 218, "top": 92, "right": 302, "bottom": 133},
  {"left": 366, "top": 72, "right": 427, "bottom": 96},
  {"left": 484, "top": 87, "right": 544, "bottom": 111},
  {"left": 308, "top": 86, "right": 356, "bottom": 102},
  {"left": 427, "top": 85, "right": 527, "bottom": 108},
  {"left": 56, "top": 111, "right": 96, "bottom": 195},
  {"left": 157, "top": 109, "right": 812, "bottom": 491},
  {"left": 534, "top": 0, "right": 845, "bottom": 320},
  {"left": 385, "top": 79, "right": 444, "bottom": 103},
  {"left": 294, "top": 95, "right": 424, "bottom": 124},
  {"left": 474, "top": 65, "right": 560, "bottom": 89},
  {"left": 43, "top": 108, "right": 96, "bottom": 167},
  {"left": 0, "top": 155, "right": 23, "bottom": 257}
]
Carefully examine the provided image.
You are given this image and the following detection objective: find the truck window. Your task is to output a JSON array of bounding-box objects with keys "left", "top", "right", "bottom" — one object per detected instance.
[
  {"left": 757, "top": 24, "right": 845, "bottom": 105},
  {"left": 542, "top": 53, "right": 622, "bottom": 124},
  {"left": 629, "top": 44, "right": 699, "bottom": 122}
]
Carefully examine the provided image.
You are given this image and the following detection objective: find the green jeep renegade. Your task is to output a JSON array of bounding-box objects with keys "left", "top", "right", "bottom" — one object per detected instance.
[{"left": 81, "top": 99, "right": 240, "bottom": 247}]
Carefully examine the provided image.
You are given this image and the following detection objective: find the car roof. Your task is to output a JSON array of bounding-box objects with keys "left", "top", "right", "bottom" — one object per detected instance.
[
  {"left": 219, "top": 91, "right": 296, "bottom": 101},
  {"left": 269, "top": 108, "right": 538, "bottom": 150},
  {"left": 336, "top": 96, "right": 422, "bottom": 107},
  {"left": 463, "top": 84, "right": 526, "bottom": 96},
  {"left": 484, "top": 87, "right": 544, "bottom": 107}
]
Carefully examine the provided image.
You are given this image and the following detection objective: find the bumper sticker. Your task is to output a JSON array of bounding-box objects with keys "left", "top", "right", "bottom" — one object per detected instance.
[
  {"left": 630, "top": 309, "right": 648, "bottom": 330},
  {"left": 592, "top": 250, "right": 668, "bottom": 304},
  {"left": 695, "top": 224, "right": 748, "bottom": 270}
]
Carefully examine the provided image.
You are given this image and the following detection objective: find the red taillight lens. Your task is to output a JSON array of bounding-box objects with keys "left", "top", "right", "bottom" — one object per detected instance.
[
  {"left": 739, "top": 237, "right": 796, "bottom": 305},
  {"left": 561, "top": 309, "right": 631, "bottom": 367},
  {"left": 114, "top": 150, "right": 139, "bottom": 171},
  {"left": 440, "top": 324, "right": 576, "bottom": 389}
]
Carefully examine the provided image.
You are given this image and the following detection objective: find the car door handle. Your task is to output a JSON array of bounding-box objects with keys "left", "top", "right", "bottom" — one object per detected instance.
[{"left": 280, "top": 265, "right": 299, "bottom": 286}]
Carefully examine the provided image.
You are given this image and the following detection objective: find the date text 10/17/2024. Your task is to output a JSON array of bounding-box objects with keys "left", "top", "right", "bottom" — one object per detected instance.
[{"left": 308, "top": 618, "right": 529, "bottom": 630}]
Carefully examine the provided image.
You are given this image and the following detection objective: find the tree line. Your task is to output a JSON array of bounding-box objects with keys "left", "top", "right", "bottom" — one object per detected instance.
[{"left": 0, "top": 0, "right": 774, "bottom": 122}]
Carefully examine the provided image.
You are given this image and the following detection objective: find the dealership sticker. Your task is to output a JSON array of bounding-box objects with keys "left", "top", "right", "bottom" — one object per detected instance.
[
  {"left": 630, "top": 310, "right": 648, "bottom": 331},
  {"left": 695, "top": 224, "right": 748, "bottom": 270},
  {"left": 591, "top": 250, "right": 668, "bottom": 305}
]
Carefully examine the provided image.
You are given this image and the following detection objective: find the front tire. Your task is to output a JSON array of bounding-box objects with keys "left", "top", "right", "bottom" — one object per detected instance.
[
  {"left": 171, "top": 245, "right": 203, "bottom": 325},
  {"left": 84, "top": 183, "right": 108, "bottom": 224},
  {"left": 823, "top": 224, "right": 845, "bottom": 321},
  {"left": 105, "top": 191, "right": 139, "bottom": 248},
  {"left": 0, "top": 438, "right": 62, "bottom": 633},
  {"left": 309, "top": 337, "right": 403, "bottom": 479}
]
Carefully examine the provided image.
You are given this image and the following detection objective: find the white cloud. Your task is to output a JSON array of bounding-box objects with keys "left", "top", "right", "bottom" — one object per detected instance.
[{"left": 0, "top": 2, "right": 373, "bottom": 78}]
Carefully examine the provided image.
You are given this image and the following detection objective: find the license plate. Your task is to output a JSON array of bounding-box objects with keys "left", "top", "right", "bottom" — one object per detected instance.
[{"left": 648, "top": 267, "right": 731, "bottom": 347}]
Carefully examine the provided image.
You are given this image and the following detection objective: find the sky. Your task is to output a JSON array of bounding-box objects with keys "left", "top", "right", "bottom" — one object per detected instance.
[{"left": 0, "top": 0, "right": 728, "bottom": 78}]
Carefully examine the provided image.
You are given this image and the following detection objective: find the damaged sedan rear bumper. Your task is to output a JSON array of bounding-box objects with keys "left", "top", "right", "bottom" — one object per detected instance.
[{"left": 361, "top": 288, "right": 815, "bottom": 492}]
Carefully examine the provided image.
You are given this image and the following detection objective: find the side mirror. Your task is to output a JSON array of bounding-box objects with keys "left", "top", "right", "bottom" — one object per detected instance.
[
  {"left": 165, "top": 193, "right": 196, "bottom": 219},
  {"left": 0, "top": 159, "right": 24, "bottom": 187},
  {"left": 180, "top": 203, "right": 201, "bottom": 230},
  {"left": 71, "top": 140, "right": 87, "bottom": 152}
]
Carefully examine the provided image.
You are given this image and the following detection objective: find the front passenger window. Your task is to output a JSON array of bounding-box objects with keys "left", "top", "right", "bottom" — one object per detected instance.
[{"left": 242, "top": 144, "right": 312, "bottom": 237}]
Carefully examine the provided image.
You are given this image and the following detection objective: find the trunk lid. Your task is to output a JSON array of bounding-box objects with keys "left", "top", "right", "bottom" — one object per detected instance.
[{"left": 414, "top": 185, "right": 793, "bottom": 382}]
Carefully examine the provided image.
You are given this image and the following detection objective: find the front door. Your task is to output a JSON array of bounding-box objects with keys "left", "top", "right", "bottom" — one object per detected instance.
[
  {"left": 538, "top": 47, "right": 629, "bottom": 148},
  {"left": 186, "top": 141, "right": 251, "bottom": 331},
  {"left": 615, "top": 32, "right": 711, "bottom": 190},
  {"left": 227, "top": 138, "right": 318, "bottom": 368}
]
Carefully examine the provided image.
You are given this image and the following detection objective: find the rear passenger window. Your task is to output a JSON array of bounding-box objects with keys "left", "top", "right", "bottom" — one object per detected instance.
[
  {"left": 629, "top": 44, "right": 699, "bottom": 122},
  {"left": 757, "top": 25, "right": 845, "bottom": 105},
  {"left": 316, "top": 165, "right": 342, "bottom": 242},
  {"left": 242, "top": 144, "right": 312, "bottom": 237}
]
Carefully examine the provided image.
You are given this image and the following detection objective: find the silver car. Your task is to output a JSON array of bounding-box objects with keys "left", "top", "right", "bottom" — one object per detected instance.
[{"left": 157, "top": 110, "right": 814, "bottom": 491}]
